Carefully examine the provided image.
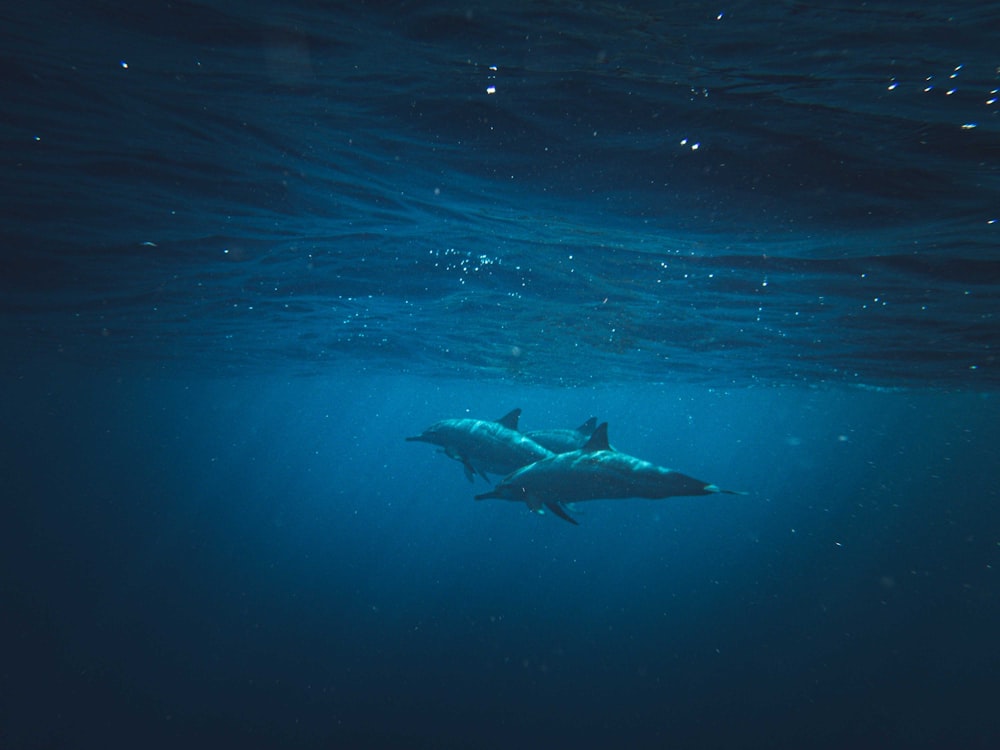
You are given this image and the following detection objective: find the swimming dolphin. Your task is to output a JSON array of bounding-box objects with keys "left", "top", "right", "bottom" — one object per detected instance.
[
  {"left": 475, "top": 422, "right": 741, "bottom": 524},
  {"left": 525, "top": 417, "right": 600, "bottom": 454},
  {"left": 406, "top": 408, "right": 554, "bottom": 482}
]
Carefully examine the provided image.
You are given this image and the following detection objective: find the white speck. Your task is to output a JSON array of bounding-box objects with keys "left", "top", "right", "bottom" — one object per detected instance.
[
  {"left": 120, "top": 60, "right": 128, "bottom": 69},
  {"left": 486, "top": 85, "right": 496, "bottom": 94},
  {"left": 961, "top": 123, "right": 977, "bottom": 129}
]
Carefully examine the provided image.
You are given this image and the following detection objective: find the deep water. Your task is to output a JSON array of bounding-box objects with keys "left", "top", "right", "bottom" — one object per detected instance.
[{"left": 2, "top": 2, "right": 999, "bottom": 749}]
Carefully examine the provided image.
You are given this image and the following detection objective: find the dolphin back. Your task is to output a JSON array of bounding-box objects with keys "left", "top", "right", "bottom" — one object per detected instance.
[{"left": 525, "top": 416, "right": 599, "bottom": 454}]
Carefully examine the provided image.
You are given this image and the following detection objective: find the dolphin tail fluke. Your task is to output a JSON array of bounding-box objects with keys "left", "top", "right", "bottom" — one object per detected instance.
[{"left": 545, "top": 501, "right": 579, "bottom": 526}]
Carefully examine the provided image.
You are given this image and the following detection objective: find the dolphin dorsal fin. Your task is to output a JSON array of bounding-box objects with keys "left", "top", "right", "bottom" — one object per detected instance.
[
  {"left": 581, "top": 422, "right": 610, "bottom": 452},
  {"left": 496, "top": 408, "right": 522, "bottom": 430},
  {"left": 576, "top": 417, "right": 597, "bottom": 434}
]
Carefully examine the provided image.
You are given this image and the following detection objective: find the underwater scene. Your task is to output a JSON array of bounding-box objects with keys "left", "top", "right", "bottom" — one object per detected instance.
[{"left": 2, "top": 2, "right": 998, "bottom": 748}]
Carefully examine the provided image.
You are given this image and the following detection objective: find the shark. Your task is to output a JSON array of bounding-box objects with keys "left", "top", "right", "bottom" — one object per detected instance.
[
  {"left": 524, "top": 417, "right": 599, "bottom": 454},
  {"left": 474, "top": 422, "right": 741, "bottom": 524},
  {"left": 406, "top": 408, "right": 554, "bottom": 482}
]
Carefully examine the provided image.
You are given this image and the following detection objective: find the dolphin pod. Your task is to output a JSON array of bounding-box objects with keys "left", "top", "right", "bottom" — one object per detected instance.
[{"left": 407, "top": 409, "right": 741, "bottom": 524}]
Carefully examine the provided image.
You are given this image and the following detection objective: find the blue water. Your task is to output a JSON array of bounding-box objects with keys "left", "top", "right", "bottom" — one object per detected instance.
[{"left": 2, "top": 2, "right": 999, "bottom": 748}]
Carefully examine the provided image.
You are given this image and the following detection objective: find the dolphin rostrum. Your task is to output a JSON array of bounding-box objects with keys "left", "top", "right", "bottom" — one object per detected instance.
[
  {"left": 475, "top": 422, "right": 741, "bottom": 524},
  {"left": 525, "top": 417, "right": 599, "bottom": 454},
  {"left": 406, "top": 408, "right": 554, "bottom": 482}
]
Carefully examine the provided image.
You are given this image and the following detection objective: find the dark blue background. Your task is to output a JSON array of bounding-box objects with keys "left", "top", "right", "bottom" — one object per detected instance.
[{"left": 3, "top": 366, "right": 997, "bottom": 748}]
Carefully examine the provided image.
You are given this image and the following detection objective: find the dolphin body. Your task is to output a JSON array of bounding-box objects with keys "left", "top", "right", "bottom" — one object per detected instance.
[
  {"left": 475, "top": 422, "right": 741, "bottom": 524},
  {"left": 525, "top": 417, "right": 599, "bottom": 454},
  {"left": 406, "top": 408, "right": 554, "bottom": 482}
]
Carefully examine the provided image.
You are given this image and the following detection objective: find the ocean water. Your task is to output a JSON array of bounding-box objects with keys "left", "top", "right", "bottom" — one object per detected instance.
[{"left": 2, "top": 2, "right": 998, "bottom": 748}]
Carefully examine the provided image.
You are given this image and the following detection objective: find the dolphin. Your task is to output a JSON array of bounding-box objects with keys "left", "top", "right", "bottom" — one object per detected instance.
[
  {"left": 475, "top": 422, "right": 741, "bottom": 524},
  {"left": 525, "top": 417, "right": 600, "bottom": 454},
  {"left": 406, "top": 408, "right": 554, "bottom": 482}
]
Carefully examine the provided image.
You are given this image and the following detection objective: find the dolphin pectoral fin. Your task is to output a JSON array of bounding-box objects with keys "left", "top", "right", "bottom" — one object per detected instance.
[
  {"left": 545, "top": 501, "right": 579, "bottom": 526},
  {"left": 453, "top": 453, "right": 481, "bottom": 483},
  {"left": 462, "top": 460, "right": 493, "bottom": 483},
  {"left": 440, "top": 447, "right": 480, "bottom": 482}
]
